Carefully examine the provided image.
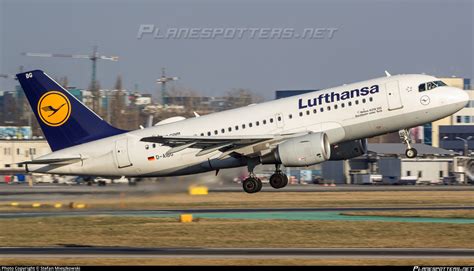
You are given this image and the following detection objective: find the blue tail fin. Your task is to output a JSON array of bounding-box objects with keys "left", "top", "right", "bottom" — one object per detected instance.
[{"left": 17, "top": 70, "right": 126, "bottom": 151}]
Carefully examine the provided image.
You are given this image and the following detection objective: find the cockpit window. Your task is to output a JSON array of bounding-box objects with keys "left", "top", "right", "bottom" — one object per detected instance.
[
  {"left": 426, "top": 81, "right": 437, "bottom": 90},
  {"left": 418, "top": 80, "right": 447, "bottom": 92},
  {"left": 419, "top": 83, "right": 426, "bottom": 92}
]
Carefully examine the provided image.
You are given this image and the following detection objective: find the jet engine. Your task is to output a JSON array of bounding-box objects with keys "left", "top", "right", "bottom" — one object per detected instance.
[
  {"left": 329, "top": 139, "right": 368, "bottom": 160},
  {"left": 261, "top": 132, "right": 331, "bottom": 167}
]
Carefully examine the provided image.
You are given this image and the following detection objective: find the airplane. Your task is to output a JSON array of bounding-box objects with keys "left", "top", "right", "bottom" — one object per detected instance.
[{"left": 16, "top": 70, "right": 469, "bottom": 193}]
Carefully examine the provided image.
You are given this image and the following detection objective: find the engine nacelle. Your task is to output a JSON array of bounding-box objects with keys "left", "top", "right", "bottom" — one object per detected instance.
[
  {"left": 261, "top": 132, "right": 331, "bottom": 167},
  {"left": 329, "top": 139, "right": 367, "bottom": 160}
]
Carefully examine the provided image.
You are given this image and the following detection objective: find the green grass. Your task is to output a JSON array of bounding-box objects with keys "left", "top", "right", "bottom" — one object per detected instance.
[{"left": 342, "top": 210, "right": 474, "bottom": 219}]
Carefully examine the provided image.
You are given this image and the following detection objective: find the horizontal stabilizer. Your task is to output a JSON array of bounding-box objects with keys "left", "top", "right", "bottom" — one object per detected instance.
[{"left": 18, "top": 156, "right": 83, "bottom": 165}]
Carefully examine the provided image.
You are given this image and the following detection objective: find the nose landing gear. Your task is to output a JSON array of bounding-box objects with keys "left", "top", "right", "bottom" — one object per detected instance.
[{"left": 399, "top": 129, "right": 418, "bottom": 158}]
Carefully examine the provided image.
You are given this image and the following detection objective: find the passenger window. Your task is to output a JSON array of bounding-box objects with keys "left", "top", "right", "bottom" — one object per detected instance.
[
  {"left": 306, "top": 110, "right": 310, "bottom": 115},
  {"left": 235, "top": 125, "right": 239, "bottom": 130},
  {"left": 214, "top": 130, "right": 218, "bottom": 135},
  {"left": 200, "top": 133, "right": 204, "bottom": 136},
  {"left": 299, "top": 112, "right": 303, "bottom": 117},
  {"left": 334, "top": 104, "right": 338, "bottom": 109},
  {"left": 208, "top": 132, "right": 211, "bottom": 136},
  {"left": 320, "top": 107, "right": 324, "bottom": 112},
  {"left": 145, "top": 145, "right": 149, "bottom": 150},
  {"left": 152, "top": 144, "right": 156, "bottom": 148},
  {"left": 327, "top": 106, "right": 331, "bottom": 111},
  {"left": 263, "top": 120, "right": 267, "bottom": 124},
  {"left": 289, "top": 114, "right": 293, "bottom": 119},
  {"left": 221, "top": 128, "right": 225, "bottom": 133},
  {"left": 369, "top": 97, "right": 373, "bottom": 102},
  {"left": 355, "top": 100, "right": 359, "bottom": 105},
  {"left": 277, "top": 116, "right": 282, "bottom": 121},
  {"left": 249, "top": 123, "right": 253, "bottom": 128},
  {"left": 362, "top": 98, "right": 366, "bottom": 103},
  {"left": 313, "top": 109, "right": 317, "bottom": 114},
  {"left": 341, "top": 103, "right": 345, "bottom": 108},
  {"left": 228, "top": 127, "right": 232, "bottom": 132},
  {"left": 256, "top": 121, "right": 259, "bottom": 126},
  {"left": 270, "top": 118, "right": 274, "bottom": 123},
  {"left": 242, "top": 124, "right": 246, "bottom": 129},
  {"left": 348, "top": 101, "right": 352, "bottom": 106}
]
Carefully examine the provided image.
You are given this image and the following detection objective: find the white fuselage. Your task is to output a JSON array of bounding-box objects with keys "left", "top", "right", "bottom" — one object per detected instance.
[{"left": 28, "top": 74, "right": 469, "bottom": 177}]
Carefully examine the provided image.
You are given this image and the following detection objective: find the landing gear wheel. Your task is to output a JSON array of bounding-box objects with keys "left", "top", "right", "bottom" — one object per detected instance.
[
  {"left": 405, "top": 148, "right": 418, "bottom": 158},
  {"left": 242, "top": 177, "right": 262, "bottom": 193},
  {"left": 270, "top": 172, "right": 288, "bottom": 189},
  {"left": 399, "top": 129, "right": 417, "bottom": 159}
]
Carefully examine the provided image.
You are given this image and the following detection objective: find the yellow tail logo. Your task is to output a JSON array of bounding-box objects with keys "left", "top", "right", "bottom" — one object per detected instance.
[{"left": 37, "top": 91, "right": 71, "bottom": 127}]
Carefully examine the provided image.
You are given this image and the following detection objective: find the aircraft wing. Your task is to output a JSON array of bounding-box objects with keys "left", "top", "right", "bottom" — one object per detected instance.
[
  {"left": 18, "top": 156, "right": 83, "bottom": 166},
  {"left": 140, "top": 133, "right": 305, "bottom": 158}
]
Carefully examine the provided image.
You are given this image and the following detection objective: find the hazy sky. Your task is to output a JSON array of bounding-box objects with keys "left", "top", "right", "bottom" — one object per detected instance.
[{"left": 1, "top": 0, "right": 472, "bottom": 100}]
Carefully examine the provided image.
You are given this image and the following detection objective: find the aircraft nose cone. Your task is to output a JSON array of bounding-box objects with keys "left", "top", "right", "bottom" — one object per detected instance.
[{"left": 448, "top": 88, "right": 469, "bottom": 108}]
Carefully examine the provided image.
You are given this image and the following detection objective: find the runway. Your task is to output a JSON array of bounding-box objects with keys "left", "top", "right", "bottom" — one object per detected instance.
[
  {"left": 0, "top": 247, "right": 472, "bottom": 259},
  {"left": 0, "top": 183, "right": 472, "bottom": 194},
  {"left": 0, "top": 183, "right": 472, "bottom": 202}
]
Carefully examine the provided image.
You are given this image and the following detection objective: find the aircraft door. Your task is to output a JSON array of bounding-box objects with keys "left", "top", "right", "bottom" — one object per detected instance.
[
  {"left": 385, "top": 80, "right": 403, "bottom": 110},
  {"left": 115, "top": 138, "right": 132, "bottom": 168}
]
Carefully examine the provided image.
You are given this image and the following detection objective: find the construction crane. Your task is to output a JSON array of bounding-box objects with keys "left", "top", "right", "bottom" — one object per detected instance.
[
  {"left": 156, "top": 67, "right": 179, "bottom": 105},
  {"left": 22, "top": 46, "right": 118, "bottom": 112},
  {"left": 22, "top": 46, "right": 118, "bottom": 90}
]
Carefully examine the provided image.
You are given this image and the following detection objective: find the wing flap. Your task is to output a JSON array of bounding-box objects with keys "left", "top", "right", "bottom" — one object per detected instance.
[
  {"left": 140, "top": 133, "right": 305, "bottom": 157},
  {"left": 141, "top": 135, "right": 276, "bottom": 156}
]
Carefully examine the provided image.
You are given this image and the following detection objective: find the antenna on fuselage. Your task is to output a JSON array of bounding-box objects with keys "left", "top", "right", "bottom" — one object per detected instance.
[{"left": 384, "top": 70, "right": 391, "bottom": 77}]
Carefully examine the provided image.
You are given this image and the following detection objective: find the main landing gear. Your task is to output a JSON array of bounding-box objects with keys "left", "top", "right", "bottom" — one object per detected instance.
[
  {"left": 242, "top": 175, "right": 262, "bottom": 194},
  {"left": 242, "top": 163, "right": 289, "bottom": 193},
  {"left": 242, "top": 159, "right": 262, "bottom": 194},
  {"left": 269, "top": 164, "right": 288, "bottom": 189},
  {"left": 399, "top": 128, "right": 418, "bottom": 158}
]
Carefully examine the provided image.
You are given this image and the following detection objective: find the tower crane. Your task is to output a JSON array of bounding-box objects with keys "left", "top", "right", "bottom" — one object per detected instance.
[
  {"left": 22, "top": 46, "right": 118, "bottom": 90},
  {"left": 156, "top": 67, "right": 179, "bottom": 105},
  {"left": 22, "top": 46, "right": 118, "bottom": 112}
]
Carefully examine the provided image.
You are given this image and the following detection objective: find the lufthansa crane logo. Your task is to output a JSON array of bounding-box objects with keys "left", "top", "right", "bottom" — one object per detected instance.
[
  {"left": 37, "top": 91, "right": 71, "bottom": 127},
  {"left": 420, "top": 95, "right": 430, "bottom": 106}
]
